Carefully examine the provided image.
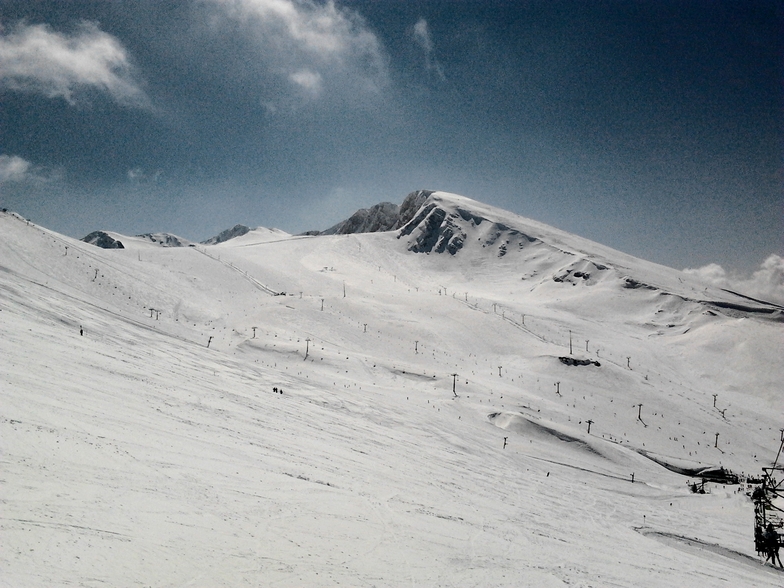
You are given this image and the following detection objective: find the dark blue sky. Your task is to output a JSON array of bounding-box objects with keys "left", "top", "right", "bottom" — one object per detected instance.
[{"left": 1, "top": 0, "right": 781, "bottom": 275}]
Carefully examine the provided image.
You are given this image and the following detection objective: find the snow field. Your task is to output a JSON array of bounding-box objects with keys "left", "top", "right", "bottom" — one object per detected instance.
[{"left": 1, "top": 201, "right": 782, "bottom": 586}]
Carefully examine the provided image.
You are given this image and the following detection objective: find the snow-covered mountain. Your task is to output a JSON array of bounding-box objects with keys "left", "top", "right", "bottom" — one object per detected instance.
[
  {"left": 201, "top": 224, "right": 251, "bottom": 245},
  {"left": 2, "top": 192, "right": 782, "bottom": 587},
  {"left": 135, "top": 232, "right": 192, "bottom": 247}
]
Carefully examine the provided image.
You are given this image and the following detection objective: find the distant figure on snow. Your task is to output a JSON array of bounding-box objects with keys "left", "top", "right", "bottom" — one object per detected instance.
[
  {"left": 766, "top": 523, "right": 782, "bottom": 567},
  {"left": 79, "top": 326, "right": 83, "bottom": 336}
]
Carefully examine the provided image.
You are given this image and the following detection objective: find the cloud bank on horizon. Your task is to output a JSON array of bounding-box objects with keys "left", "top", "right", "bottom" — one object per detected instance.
[
  {"left": 684, "top": 254, "right": 784, "bottom": 306},
  {"left": 0, "top": 0, "right": 781, "bottom": 290}
]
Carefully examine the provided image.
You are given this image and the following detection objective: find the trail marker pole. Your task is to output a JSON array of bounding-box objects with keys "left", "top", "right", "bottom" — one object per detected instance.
[
  {"left": 252, "top": 327, "right": 257, "bottom": 338},
  {"left": 305, "top": 337, "right": 311, "bottom": 358},
  {"left": 415, "top": 340, "right": 419, "bottom": 353},
  {"left": 207, "top": 336, "right": 213, "bottom": 348},
  {"left": 555, "top": 381, "right": 561, "bottom": 396},
  {"left": 569, "top": 330, "right": 572, "bottom": 355},
  {"left": 713, "top": 394, "right": 718, "bottom": 407},
  {"left": 451, "top": 373, "right": 458, "bottom": 397},
  {"left": 587, "top": 419, "right": 593, "bottom": 434},
  {"left": 714, "top": 433, "right": 719, "bottom": 448}
]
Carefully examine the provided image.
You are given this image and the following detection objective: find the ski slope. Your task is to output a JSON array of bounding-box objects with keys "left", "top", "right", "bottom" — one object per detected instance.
[{"left": 1, "top": 192, "right": 782, "bottom": 587}]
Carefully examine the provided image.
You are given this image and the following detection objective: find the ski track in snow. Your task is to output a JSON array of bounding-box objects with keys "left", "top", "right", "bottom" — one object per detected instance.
[{"left": 1, "top": 197, "right": 783, "bottom": 587}]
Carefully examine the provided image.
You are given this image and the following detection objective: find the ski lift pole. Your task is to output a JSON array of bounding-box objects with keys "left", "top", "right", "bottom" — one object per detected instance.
[{"left": 773, "top": 428, "right": 784, "bottom": 470}]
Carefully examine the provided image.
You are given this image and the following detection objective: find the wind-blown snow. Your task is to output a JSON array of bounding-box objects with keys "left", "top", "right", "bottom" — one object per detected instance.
[{"left": 1, "top": 192, "right": 782, "bottom": 586}]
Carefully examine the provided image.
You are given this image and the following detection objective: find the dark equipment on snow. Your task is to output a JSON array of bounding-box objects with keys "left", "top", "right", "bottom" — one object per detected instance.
[{"left": 751, "top": 429, "right": 784, "bottom": 564}]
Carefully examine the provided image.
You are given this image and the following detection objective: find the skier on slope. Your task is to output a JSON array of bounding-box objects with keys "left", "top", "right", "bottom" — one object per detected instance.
[{"left": 765, "top": 523, "right": 782, "bottom": 567}]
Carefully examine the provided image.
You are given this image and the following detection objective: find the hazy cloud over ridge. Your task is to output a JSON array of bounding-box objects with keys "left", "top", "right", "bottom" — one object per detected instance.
[
  {"left": 684, "top": 254, "right": 784, "bottom": 305},
  {"left": 0, "top": 21, "right": 149, "bottom": 107}
]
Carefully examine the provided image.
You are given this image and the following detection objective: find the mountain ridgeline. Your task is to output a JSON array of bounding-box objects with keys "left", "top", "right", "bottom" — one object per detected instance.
[{"left": 79, "top": 189, "right": 782, "bottom": 319}]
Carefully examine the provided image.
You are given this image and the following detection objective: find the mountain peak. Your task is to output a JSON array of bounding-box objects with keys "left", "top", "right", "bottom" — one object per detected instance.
[
  {"left": 319, "top": 190, "right": 435, "bottom": 236},
  {"left": 135, "top": 233, "right": 191, "bottom": 247},
  {"left": 82, "top": 230, "right": 125, "bottom": 249},
  {"left": 201, "top": 224, "right": 251, "bottom": 245}
]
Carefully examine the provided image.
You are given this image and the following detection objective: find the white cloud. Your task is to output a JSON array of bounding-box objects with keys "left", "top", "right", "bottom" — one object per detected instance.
[
  {"left": 205, "top": 0, "right": 388, "bottom": 97},
  {"left": 412, "top": 17, "right": 445, "bottom": 81},
  {"left": 127, "top": 167, "right": 162, "bottom": 183},
  {"left": 0, "top": 154, "right": 61, "bottom": 186},
  {"left": 289, "top": 68, "right": 322, "bottom": 97},
  {"left": 0, "top": 21, "right": 149, "bottom": 107},
  {"left": 683, "top": 263, "right": 727, "bottom": 283},
  {"left": 0, "top": 154, "right": 31, "bottom": 182},
  {"left": 413, "top": 18, "right": 433, "bottom": 53},
  {"left": 683, "top": 254, "right": 784, "bottom": 305}
]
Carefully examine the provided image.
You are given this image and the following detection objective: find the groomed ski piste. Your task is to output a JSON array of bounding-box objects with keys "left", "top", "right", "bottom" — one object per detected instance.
[{"left": 2, "top": 191, "right": 782, "bottom": 587}]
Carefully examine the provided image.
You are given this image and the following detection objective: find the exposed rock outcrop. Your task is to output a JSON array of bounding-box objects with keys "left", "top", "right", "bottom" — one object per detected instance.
[{"left": 81, "top": 231, "right": 125, "bottom": 249}]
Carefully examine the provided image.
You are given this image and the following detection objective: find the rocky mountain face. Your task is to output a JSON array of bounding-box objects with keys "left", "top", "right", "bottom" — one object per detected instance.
[
  {"left": 319, "top": 190, "right": 434, "bottom": 235},
  {"left": 395, "top": 191, "right": 783, "bottom": 320},
  {"left": 81, "top": 231, "right": 125, "bottom": 249}
]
